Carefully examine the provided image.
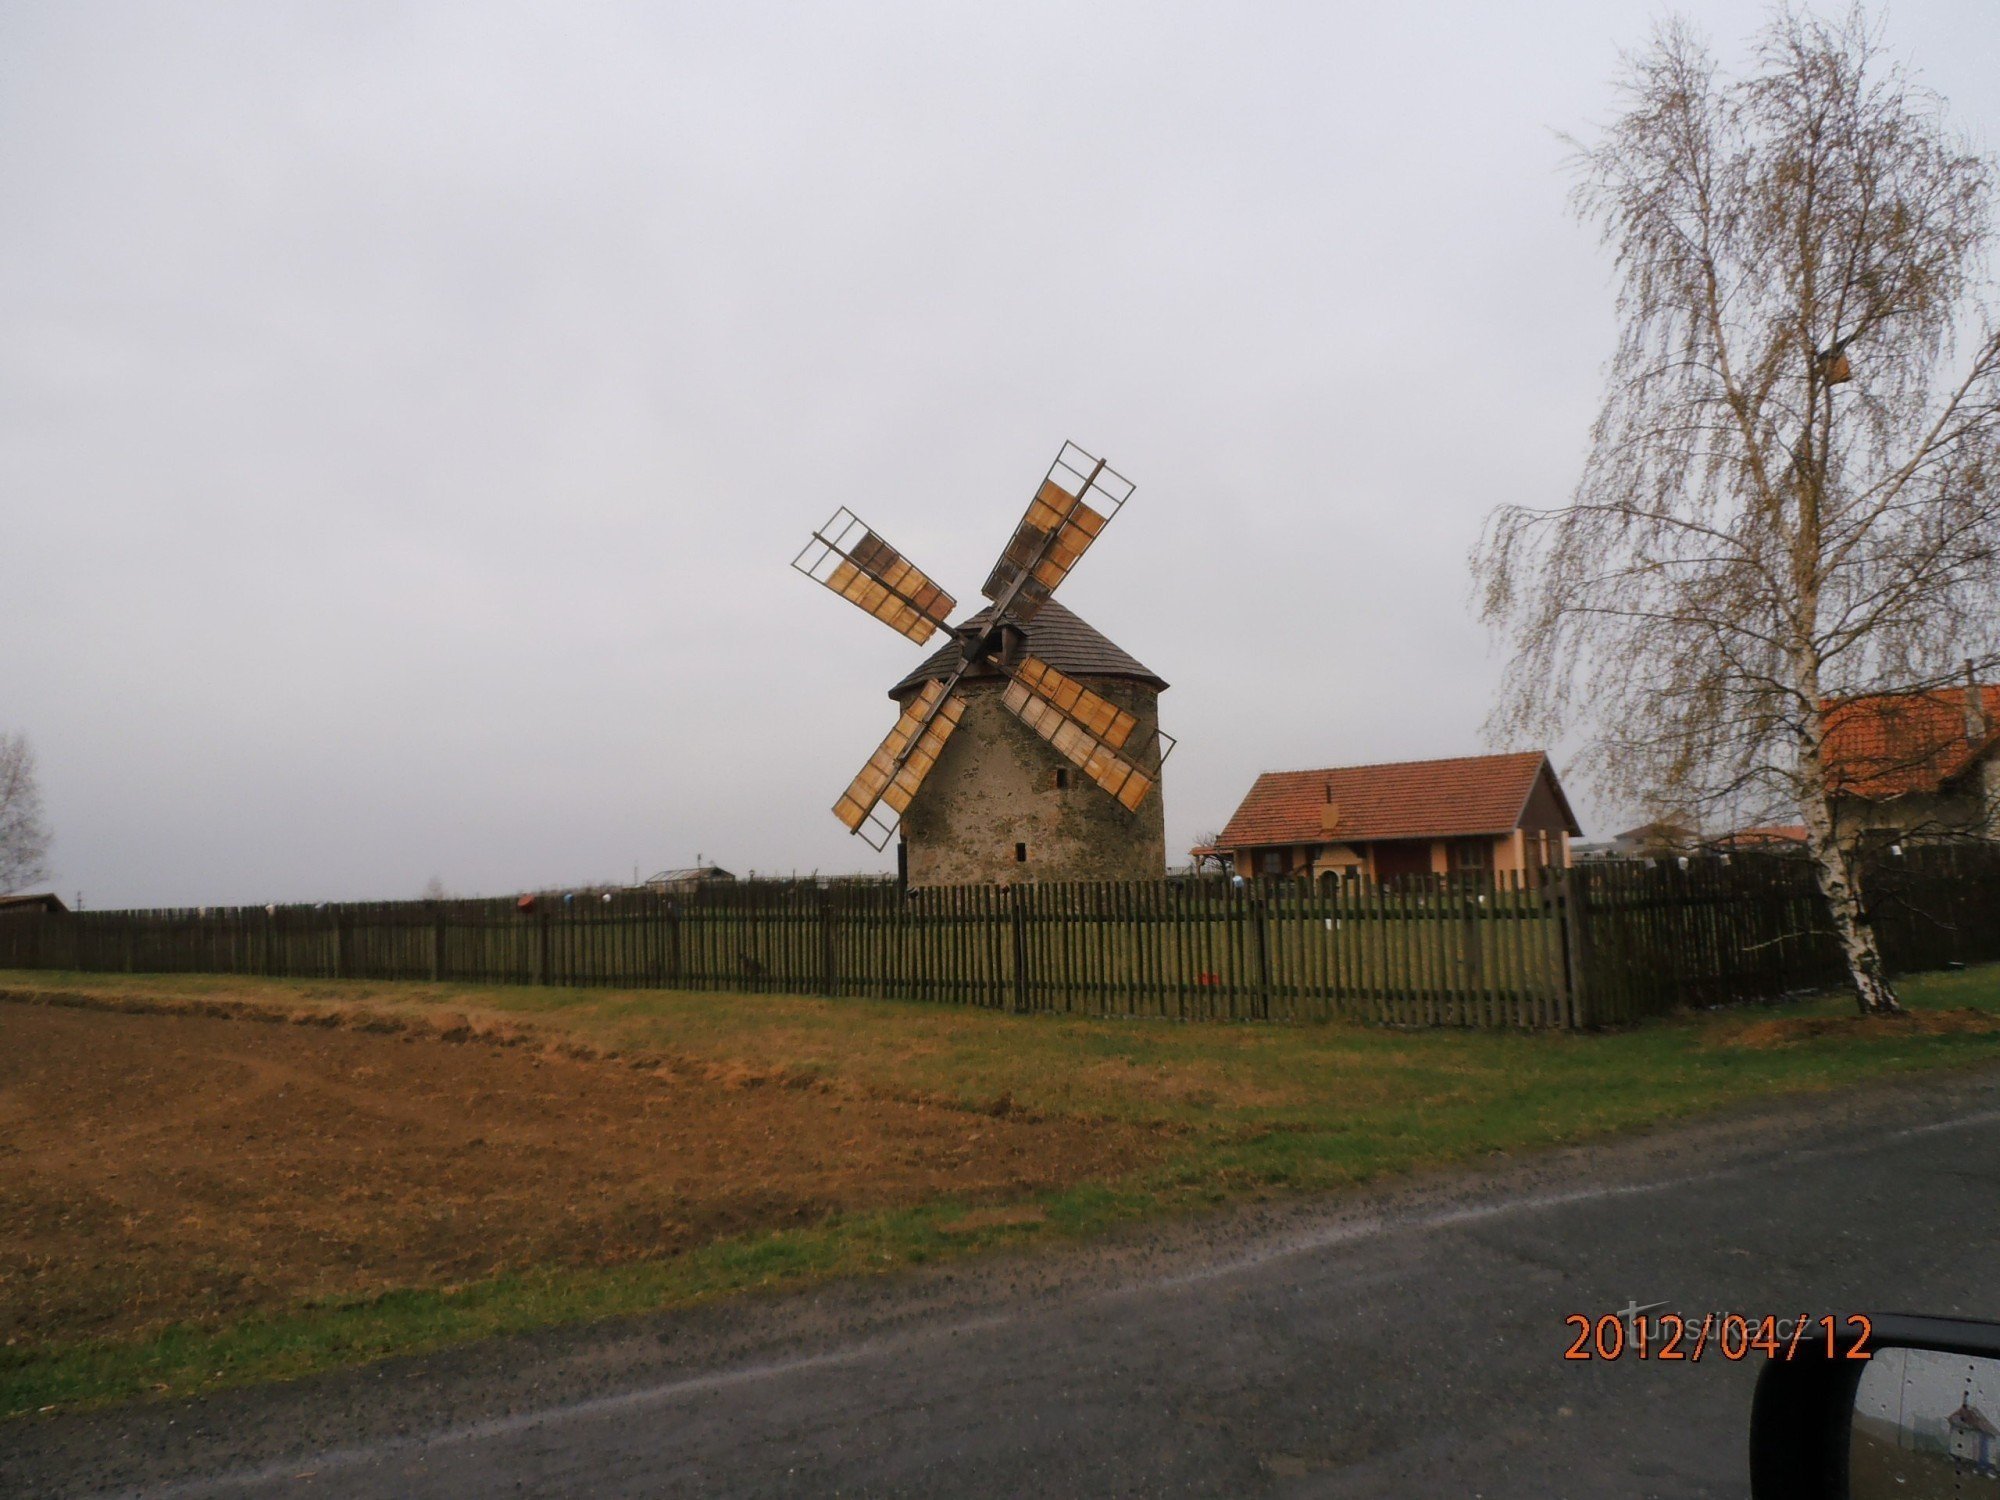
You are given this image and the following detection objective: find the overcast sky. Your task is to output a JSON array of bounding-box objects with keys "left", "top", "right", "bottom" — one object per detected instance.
[{"left": 5, "top": 1, "right": 1997, "bottom": 907}]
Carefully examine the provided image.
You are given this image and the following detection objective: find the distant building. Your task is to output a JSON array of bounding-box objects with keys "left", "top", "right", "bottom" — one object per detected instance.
[
  {"left": 1213, "top": 751, "right": 1581, "bottom": 884},
  {"left": 1708, "top": 824, "right": 1809, "bottom": 852},
  {"left": 0, "top": 892, "right": 67, "bottom": 915},
  {"left": 642, "top": 865, "right": 738, "bottom": 892},
  {"left": 1822, "top": 676, "right": 2000, "bottom": 845},
  {"left": 1606, "top": 821, "right": 1701, "bottom": 859}
]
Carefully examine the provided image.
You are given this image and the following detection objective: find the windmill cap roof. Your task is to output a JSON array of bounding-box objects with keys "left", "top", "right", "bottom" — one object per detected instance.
[{"left": 889, "top": 598, "right": 1167, "bottom": 698}]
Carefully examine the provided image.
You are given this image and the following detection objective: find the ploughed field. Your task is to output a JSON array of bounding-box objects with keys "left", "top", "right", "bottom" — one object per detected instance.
[{"left": 0, "top": 998, "right": 1152, "bottom": 1349}]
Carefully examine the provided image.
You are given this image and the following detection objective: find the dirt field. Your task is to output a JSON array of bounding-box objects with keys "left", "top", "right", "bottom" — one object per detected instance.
[{"left": 0, "top": 998, "right": 1154, "bottom": 1348}]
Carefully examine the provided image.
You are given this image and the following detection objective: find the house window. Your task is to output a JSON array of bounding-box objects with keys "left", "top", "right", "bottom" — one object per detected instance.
[
  {"left": 1015, "top": 842, "right": 1028, "bottom": 863},
  {"left": 1053, "top": 768, "right": 1070, "bottom": 790},
  {"left": 1259, "top": 850, "right": 1282, "bottom": 875},
  {"left": 1450, "top": 839, "right": 1491, "bottom": 874}
]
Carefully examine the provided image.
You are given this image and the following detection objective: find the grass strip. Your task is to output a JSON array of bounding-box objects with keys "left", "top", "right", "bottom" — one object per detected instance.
[{"left": 6, "top": 963, "right": 2000, "bottom": 1416}]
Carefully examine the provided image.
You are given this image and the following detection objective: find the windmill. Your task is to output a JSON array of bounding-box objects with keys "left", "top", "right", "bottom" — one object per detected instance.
[{"left": 793, "top": 443, "right": 1173, "bottom": 874}]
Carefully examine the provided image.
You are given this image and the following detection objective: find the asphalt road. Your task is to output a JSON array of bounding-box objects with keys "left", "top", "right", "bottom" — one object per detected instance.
[{"left": 9, "top": 1065, "right": 2000, "bottom": 1499}]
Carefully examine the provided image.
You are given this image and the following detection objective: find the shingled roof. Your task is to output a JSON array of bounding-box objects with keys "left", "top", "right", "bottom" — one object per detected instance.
[
  {"left": 1821, "top": 683, "right": 2000, "bottom": 800},
  {"left": 1218, "top": 752, "right": 1579, "bottom": 848},
  {"left": 889, "top": 598, "right": 1167, "bottom": 699}
]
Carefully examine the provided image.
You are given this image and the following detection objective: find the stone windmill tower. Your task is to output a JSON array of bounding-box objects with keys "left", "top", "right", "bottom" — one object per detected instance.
[{"left": 794, "top": 443, "right": 1172, "bottom": 885}]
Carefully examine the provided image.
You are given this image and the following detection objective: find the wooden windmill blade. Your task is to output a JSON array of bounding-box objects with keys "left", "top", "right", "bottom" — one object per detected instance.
[
  {"left": 833, "top": 679, "right": 968, "bottom": 849},
  {"left": 1001, "top": 656, "right": 1157, "bottom": 812},
  {"left": 980, "top": 443, "right": 1134, "bottom": 623},
  {"left": 793, "top": 507, "right": 957, "bottom": 644}
]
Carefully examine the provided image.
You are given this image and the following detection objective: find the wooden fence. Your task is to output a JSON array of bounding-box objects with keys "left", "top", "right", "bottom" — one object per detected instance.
[
  {"left": 1574, "top": 842, "right": 2000, "bottom": 1022},
  {"left": 3, "top": 846, "right": 1997, "bottom": 1028}
]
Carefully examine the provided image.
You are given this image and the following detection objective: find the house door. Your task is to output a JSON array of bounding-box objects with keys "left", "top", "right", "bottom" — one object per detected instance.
[{"left": 1371, "top": 842, "right": 1433, "bottom": 883}]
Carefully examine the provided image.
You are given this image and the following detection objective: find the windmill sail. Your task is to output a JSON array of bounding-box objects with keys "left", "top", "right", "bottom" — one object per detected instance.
[
  {"left": 980, "top": 444, "right": 1132, "bottom": 622},
  {"left": 833, "top": 679, "right": 967, "bottom": 848},
  {"left": 794, "top": 508, "right": 957, "bottom": 644},
  {"left": 1001, "top": 656, "right": 1156, "bottom": 812}
]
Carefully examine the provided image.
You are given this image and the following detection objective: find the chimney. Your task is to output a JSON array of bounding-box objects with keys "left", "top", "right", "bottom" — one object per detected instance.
[
  {"left": 1967, "top": 660, "right": 1989, "bottom": 742},
  {"left": 1320, "top": 782, "right": 1341, "bottom": 837}
]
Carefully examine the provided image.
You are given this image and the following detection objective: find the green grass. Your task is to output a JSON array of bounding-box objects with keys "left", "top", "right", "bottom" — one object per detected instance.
[{"left": 6, "top": 963, "right": 2000, "bottom": 1418}]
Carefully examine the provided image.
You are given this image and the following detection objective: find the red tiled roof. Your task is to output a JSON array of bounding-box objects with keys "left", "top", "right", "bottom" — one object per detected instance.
[
  {"left": 1821, "top": 685, "right": 2000, "bottom": 800},
  {"left": 1217, "top": 752, "right": 1578, "bottom": 849},
  {"left": 1716, "top": 825, "right": 1808, "bottom": 847}
]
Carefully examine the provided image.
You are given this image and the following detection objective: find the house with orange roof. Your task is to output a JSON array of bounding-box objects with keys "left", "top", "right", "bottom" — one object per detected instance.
[
  {"left": 1710, "top": 824, "right": 1810, "bottom": 851},
  {"left": 1211, "top": 751, "right": 1582, "bottom": 884},
  {"left": 1821, "top": 675, "right": 2000, "bottom": 844}
]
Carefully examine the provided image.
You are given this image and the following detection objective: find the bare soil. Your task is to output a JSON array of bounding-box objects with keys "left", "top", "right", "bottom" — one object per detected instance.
[
  {"left": 1712, "top": 1006, "right": 2000, "bottom": 1048},
  {"left": 0, "top": 997, "right": 1155, "bottom": 1347}
]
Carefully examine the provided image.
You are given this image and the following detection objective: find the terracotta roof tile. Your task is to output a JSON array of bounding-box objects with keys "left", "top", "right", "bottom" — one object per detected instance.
[
  {"left": 1217, "top": 752, "right": 1577, "bottom": 848},
  {"left": 1718, "top": 825, "right": 1809, "bottom": 846},
  {"left": 1821, "top": 685, "right": 2000, "bottom": 799}
]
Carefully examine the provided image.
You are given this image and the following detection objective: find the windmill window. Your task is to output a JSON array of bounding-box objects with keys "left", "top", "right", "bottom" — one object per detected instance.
[
  {"left": 1053, "top": 768, "right": 1070, "bottom": 790},
  {"left": 1015, "top": 842, "right": 1028, "bottom": 863}
]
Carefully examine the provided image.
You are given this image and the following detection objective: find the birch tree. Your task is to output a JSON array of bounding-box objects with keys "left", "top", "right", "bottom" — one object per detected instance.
[
  {"left": 1475, "top": 7, "right": 2000, "bottom": 1014},
  {"left": 0, "top": 732, "right": 52, "bottom": 894}
]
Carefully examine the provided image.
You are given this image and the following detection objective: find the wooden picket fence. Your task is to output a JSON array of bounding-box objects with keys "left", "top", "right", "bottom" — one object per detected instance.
[
  {"left": 1575, "top": 842, "right": 2000, "bottom": 1022},
  {"left": 3, "top": 845, "right": 1997, "bottom": 1028}
]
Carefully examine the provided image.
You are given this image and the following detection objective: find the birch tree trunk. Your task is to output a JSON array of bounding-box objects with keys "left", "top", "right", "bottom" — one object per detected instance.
[{"left": 1795, "top": 720, "right": 1900, "bottom": 1014}]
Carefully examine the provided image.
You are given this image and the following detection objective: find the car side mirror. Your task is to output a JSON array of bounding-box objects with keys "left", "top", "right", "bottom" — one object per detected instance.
[{"left": 1750, "top": 1313, "right": 2000, "bottom": 1497}]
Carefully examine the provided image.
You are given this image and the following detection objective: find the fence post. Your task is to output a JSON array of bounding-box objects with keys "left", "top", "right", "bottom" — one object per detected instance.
[
  {"left": 1460, "top": 895, "right": 1483, "bottom": 1024},
  {"left": 1251, "top": 892, "right": 1272, "bottom": 1021},
  {"left": 1560, "top": 865, "right": 1592, "bottom": 1029},
  {"left": 819, "top": 886, "right": 838, "bottom": 998},
  {"left": 334, "top": 908, "right": 351, "bottom": 980},
  {"left": 534, "top": 905, "right": 549, "bottom": 987},
  {"left": 431, "top": 905, "right": 447, "bottom": 983},
  {"left": 1010, "top": 884, "right": 1030, "bottom": 1014}
]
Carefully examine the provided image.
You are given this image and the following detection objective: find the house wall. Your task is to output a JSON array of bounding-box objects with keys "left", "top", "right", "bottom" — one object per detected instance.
[
  {"left": 898, "top": 675, "right": 1167, "bottom": 886},
  {"left": 1513, "top": 771, "right": 1575, "bottom": 869},
  {"left": 1309, "top": 843, "right": 1367, "bottom": 880},
  {"left": 1518, "top": 771, "right": 1573, "bottom": 835},
  {"left": 1495, "top": 828, "right": 1571, "bottom": 873},
  {"left": 1240, "top": 843, "right": 1312, "bottom": 878},
  {"left": 1832, "top": 784, "right": 1988, "bottom": 845},
  {"left": 1229, "top": 833, "right": 1564, "bottom": 882}
]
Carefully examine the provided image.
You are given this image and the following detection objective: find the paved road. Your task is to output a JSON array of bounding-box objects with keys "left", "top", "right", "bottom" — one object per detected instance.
[{"left": 9, "top": 1066, "right": 2000, "bottom": 1499}]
